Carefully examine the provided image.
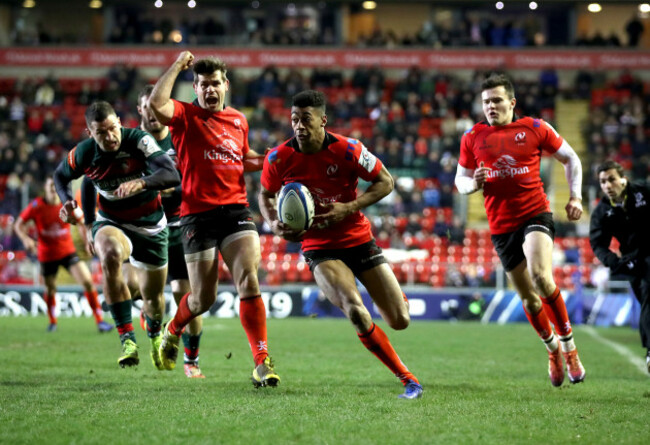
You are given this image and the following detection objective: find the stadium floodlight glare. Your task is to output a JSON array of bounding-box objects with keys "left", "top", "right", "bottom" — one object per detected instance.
[
  {"left": 170, "top": 30, "right": 183, "bottom": 43},
  {"left": 529, "top": 1, "right": 538, "bottom": 10},
  {"left": 154, "top": 0, "right": 163, "bottom": 8},
  {"left": 495, "top": 2, "right": 504, "bottom": 10},
  {"left": 188, "top": 0, "right": 196, "bottom": 8},
  {"left": 640, "top": 3, "right": 650, "bottom": 13},
  {"left": 22, "top": 0, "right": 35, "bottom": 7},
  {"left": 587, "top": 3, "right": 602, "bottom": 13},
  {"left": 362, "top": 1, "right": 377, "bottom": 9}
]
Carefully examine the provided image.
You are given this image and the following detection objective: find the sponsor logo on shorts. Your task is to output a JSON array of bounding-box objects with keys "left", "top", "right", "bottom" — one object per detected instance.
[{"left": 361, "top": 253, "right": 384, "bottom": 264}]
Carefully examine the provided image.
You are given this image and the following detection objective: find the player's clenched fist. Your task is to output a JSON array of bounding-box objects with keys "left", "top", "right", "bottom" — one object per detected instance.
[
  {"left": 175, "top": 51, "right": 194, "bottom": 71},
  {"left": 565, "top": 197, "right": 583, "bottom": 221},
  {"left": 474, "top": 161, "right": 491, "bottom": 190},
  {"left": 59, "top": 200, "right": 80, "bottom": 224}
]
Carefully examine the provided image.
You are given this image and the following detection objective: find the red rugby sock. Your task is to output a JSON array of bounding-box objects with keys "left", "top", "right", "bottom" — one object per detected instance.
[
  {"left": 44, "top": 293, "right": 57, "bottom": 325},
  {"left": 358, "top": 323, "right": 418, "bottom": 385},
  {"left": 85, "top": 290, "right": 104, "bottom": 323},
  {"left": 524, "top": 305, "right": 554, "bottom": 340},
  {"left": 541, "top": 287, "right": 573, "bottom": 337},
  {"left": 240, "top": 296, "right": 268, "bottom": 366},
  {"left": 169, "top": 293, "right": 196, "bottom": 336}
]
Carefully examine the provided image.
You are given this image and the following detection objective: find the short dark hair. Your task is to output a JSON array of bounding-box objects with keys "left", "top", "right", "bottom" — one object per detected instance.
[
  {"left": 597, "top": 160, "right": 625, "bottom": 177},
  {"left": 481, "top": 74, "right": 515, "bottom": 99},
  {"left": 292, "top": 90, "right": 327, "bottom": 112},
  {"left": 85, "top": 101, "right": 116, "bottom": 125},
  {"left": 137, "top": 84, "right": 154, "bottom": 105},
  {"left": 192, "top": 57, "right": 228, "bottom": 82}
]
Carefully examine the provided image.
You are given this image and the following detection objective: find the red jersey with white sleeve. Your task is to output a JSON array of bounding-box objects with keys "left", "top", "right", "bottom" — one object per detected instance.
[
  {"left": 19, "top": 197, "right": 77, "bottom": 263},
  {"left": 167, "top": 99, "right": 250, "bottom": 216},
  {"left": 261, "top": 132, "right": 383, "bottom": 251},
  {"left": 458, "top": 116, "right": 563, "bottom": 235}
]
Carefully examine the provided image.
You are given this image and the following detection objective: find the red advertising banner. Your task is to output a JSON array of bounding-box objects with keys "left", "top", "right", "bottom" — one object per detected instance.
[{"left": 0, "top": 47, "right": 648, "bottom": 70}]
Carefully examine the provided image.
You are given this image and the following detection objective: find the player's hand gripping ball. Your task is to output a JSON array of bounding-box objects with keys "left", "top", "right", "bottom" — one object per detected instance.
[{"left": 277, "top": 182, "right": 315, "bottom": 231}]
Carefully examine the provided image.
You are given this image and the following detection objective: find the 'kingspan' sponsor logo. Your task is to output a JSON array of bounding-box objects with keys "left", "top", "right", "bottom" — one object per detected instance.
[
  {"left": 486, "top": 155, "right": 530, "bottom": 179},
  {"left": 204, "top": 139, "right": 242, "bottom": 163}
]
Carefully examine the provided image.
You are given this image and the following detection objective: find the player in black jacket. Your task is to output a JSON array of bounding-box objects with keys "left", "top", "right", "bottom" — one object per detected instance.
[{"left": 589, "top": 160, "right": 650, "bottom": 372}]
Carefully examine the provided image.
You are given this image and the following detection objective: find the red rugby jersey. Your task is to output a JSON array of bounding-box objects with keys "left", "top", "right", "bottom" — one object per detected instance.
[
  {"left": 19, "top": 197, "right": 77, "bottom": 262},
  {"left": 168, "top": 100, "right": 250, "bottom": 216},
  {"left": 261, "top": 132, "right": 383, "bottom": 251},
  {"left": 458, "top": 116, "right": 563, "bottom": 234}
]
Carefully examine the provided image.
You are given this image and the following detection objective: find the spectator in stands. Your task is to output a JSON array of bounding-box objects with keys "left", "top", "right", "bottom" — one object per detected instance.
[
  {"left": 445, "top": 265, "right": 466, "bottom": 287},
  {"left": 625, "top": 14, "right": 645, "bottom": 47},
  {"left": 404, "top": 213, "right": 422, "bottom": 236},
  {"left": 448, "top": 216, "right": 465, "bottom": 245},
  {"left": 433, "top": 212, "right": 450, "bottom": 238},
  {"left": 573, "top": 70, "right": 594, "bottom": 100},
  {"left": 438, "top": 184, "right": 454, "bottom": 208},
  {"left": 34, "top": 77, "right": 57, "bottom": 106},
  {"left": 563, "top": 238, "right": 580, "bottom": 264}
]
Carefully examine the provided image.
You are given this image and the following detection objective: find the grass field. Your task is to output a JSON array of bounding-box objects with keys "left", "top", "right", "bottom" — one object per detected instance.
[{"left": 1, "top": 316, "right": 648, "bottom": 444}]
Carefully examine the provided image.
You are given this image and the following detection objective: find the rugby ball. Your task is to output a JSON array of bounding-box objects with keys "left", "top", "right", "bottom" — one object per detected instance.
[{"left": 277, "top": 182, "right": 315, "bottom": 231}]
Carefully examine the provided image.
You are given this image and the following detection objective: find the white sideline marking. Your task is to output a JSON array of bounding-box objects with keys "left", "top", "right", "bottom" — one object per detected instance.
[
  {"left": 481, "top": 290, "right": 505, "bottom": 324},
  {"left": 614, "top": 298, "right": 633, "bottom": 326},
  {"left": 582, "top": 325, "right": 649, "bottom": 376},
  {"left": 497, "top": 296, "right": 521, "bottom": 325},
  {"left": 586, "top": 294, "right": 606, "bottom": 325}
]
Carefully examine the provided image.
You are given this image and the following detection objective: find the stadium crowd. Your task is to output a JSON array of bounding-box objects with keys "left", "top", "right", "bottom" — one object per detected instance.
[
  {"left": 8, "top": 4, "right": 645, "bottom": 49},
  {"left": 0, "top": 63, "right": 648, "bottom": 288}
]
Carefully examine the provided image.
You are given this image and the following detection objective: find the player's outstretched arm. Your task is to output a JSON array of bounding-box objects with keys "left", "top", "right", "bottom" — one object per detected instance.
[
  {"left": 356, "top": 165, "right": 394, "bottom": 209},
  {"left": 79, "top": 176, "right": 96, "bottom": 255},
  {"left": 115, "top": 153, "right": 180, "bottom": 198},
  {"left": 314, "top": 165, "right": 393, "bottom": 228},
  {"left": 149, "top": 51, "right": 195, "bottom": 125},
  {"left": 53, "top": 161, "right": 74, "bottom": 204},
  {"left": 552, "top": 140, "right": 583, "bottom": 221},
  {"left": 13, "top": 216, "right": 37, "bottom": 256},
  {"left": 80, "top": 176, "right": 97, "bottom": 225},
  {"left": 53, "top": 161, "right": 82, "bottom": 224},
  {"left": 243, "top": 149, "right": 266, "bottom": 173}
]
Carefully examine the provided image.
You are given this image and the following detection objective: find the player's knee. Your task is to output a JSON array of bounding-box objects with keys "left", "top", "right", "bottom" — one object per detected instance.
[
  {"left": 100, "top": 246, "right": 123, "bottom": 276},
  {"left": 189, "top": 291, "right": 214, "bottom": 313},
  {"left": 235, "top": 266, "right": 259, "bottom": 294},
  {"left": 388, "top": 312, "right": 410, "bottom": 331},
  {"left": 522, "top": 295, "right": 542, "bottom": 314}
]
